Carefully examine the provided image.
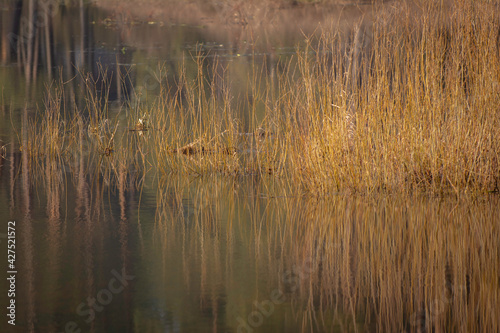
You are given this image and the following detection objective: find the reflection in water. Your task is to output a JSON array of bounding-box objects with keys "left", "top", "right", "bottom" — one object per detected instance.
[
  {"left": 145, "top": 175, "right": 500, "bottom": 332},
  {"left": 1, "top": 2, "right": 500, "bottom": 333},
  {"left": 1, "top": 129, "right": 499, "bottom": 332},
  {"left": 0, "top": 0, "right": 363, "bottom": 112},
  {"left": 20, "top": 105, "right": 36, "bottom": 332}
]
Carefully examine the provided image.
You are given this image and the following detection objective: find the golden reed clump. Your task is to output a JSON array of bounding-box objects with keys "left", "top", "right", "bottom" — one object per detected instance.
[
  {"left": 285, "top": 0, "right": 500, "bottom": 195},
  {"left": 24, "top": 0, "right": 500, "bottom": 195}
]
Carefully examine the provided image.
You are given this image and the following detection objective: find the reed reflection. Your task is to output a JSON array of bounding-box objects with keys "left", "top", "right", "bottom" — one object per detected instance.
[
  {"left": 149, "top": 177, "right": 500, "bottom": 332},
  {"left": 1, "top": 1, "right": 499, "bottom": 332},
  {"left": 20, "top": 104, "right": 36, "bottom": 332},
  {"left": 7, "top": 120, "right": 144, "bottom": 332},
  {"left": 6, "top": 119, "right": 500, "bottom": 332}
]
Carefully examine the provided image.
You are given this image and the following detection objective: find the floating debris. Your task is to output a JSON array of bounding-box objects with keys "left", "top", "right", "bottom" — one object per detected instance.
[{"left": 130, "top": 114, "right": 149, "bottom": 132}]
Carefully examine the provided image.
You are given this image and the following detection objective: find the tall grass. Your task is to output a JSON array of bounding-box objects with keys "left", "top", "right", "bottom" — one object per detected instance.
[
  {"left": 22, "top": 0, "right": 500, "bottom": 195},
  {"left": 15, "top": 3, "right": 500, "bottom": 331},
  {"left": 283, "top": 0, "right": 500, "bottom": 194}
]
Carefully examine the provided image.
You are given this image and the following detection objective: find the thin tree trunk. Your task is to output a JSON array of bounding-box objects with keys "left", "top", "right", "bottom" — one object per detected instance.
[
  {"left": 44, "top": 2, "right": 52, "bottom": 80},
  {"left": 8, "top": 0, "right": 24, "bottom": 62},
  {"left": 25, "top": 0, "right": 35, "bottom": 83},
  {"left": 32, "top": 24, "right": 40, "bottom": 82}
]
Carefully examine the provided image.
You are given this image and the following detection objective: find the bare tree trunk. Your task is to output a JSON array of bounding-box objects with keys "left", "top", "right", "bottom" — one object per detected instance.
[
  {"left": 44, "top": 2, "right": 53, "bottom": 80},
  {"left": 1, "top": 13, "right": 9, "bottom": 64},
  {"left": 8, "top": 0, "right": 24, "bottom": 62},
  {"left": 78, "top": 0, "right": 85, "bottom": 69},
  {"left": 32, "top": 24, "right": 40, "bottom": 82},
  {"left": 25, "top": 0, "right": 35, "bottom": 83}
]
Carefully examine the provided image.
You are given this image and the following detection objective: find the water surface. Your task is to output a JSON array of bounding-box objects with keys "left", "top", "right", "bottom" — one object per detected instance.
[{"left": 1, "top": 2, "right": 499, "bottom": 333}]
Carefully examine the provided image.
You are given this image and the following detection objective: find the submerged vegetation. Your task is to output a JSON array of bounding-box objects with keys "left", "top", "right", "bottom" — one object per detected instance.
[{"left": 18, "top": 0, "right": 500, "bottom": 196}]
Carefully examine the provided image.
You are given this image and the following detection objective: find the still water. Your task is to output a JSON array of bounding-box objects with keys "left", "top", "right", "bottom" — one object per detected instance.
[{"left": 1, "top": 2, "right": 499, "bottom": 333}]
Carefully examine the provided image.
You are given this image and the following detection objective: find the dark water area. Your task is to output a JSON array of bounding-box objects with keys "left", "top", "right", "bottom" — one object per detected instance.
[
  {"left": 0, "top": 1, "right": 299, "bottom": 113},
  {"left": 1, "top": 1, "right": 500, "bottom": 333}
]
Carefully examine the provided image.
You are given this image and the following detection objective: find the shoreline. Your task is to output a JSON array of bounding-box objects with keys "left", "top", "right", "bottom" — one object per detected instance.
[{"left": 90, "top": 0, "right": 374, "bottom": 40}]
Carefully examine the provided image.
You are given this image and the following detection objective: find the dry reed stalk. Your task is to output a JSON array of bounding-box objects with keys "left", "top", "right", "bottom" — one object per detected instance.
[{"left": 21, "top": 0, "right": 500, "bottom": 195}]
